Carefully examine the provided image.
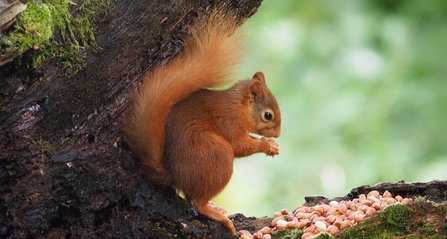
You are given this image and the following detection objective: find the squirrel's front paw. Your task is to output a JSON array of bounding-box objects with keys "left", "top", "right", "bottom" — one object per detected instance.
[{"left": 264, "top": 139, "right": 279, "bottom": 156}]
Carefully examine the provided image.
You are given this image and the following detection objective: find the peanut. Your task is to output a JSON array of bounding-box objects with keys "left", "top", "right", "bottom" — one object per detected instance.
[{"left": 242, "top": 190, "right": 414, "bottom": 239}]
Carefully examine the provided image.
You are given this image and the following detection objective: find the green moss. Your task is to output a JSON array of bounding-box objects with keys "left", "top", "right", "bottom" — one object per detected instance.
[
  {"left": 270, "top": 231, "right": 334, "bottom": 239},
  {"left": 192, "top": 220, "right": 202, "bottom": 227},
  {"left": 413, "top": 196, "right": 428, "bottom": 202},
  {"left": 442, "top": 223, "right": 447, "bottom": 233},
  {"left": 271, "top": 228, "right": 302, "bottom": 239},
  {"left": 32, "top": 136, "right": 44, "bottom": 146},
  {"left": 6, "top": 3, "right": 54, "bottom": 52},
  {"left": 341, "top": 204, "right": 413, "bottom": 239},
  {"left": 42, "top": 146, "right": 55, "bottom": 153},
  {"left": 427, "top": 236, "right": 444, "bottom": 239},
  {"left": 407, "top": 235, "right": 425, "bottom": 239},
  {"left": 2, "top": 0, "right": 114, "bottom": 72},
  {"left": 313, "top": 232, "right": 335, "bottom": 239},
  {"left": 382, "top": 203, "right": 412, "bottom": 228},
  {"left": 32, "top": 136, "right": 55, "bottom": 153},
  {"left": 421, "top": 224, "right": 436, "bottom": 235}
]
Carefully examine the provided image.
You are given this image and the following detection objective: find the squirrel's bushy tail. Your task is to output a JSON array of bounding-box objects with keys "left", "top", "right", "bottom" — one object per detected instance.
[{"left": 123, "top": 11, "right": 245, "bottom": 185}]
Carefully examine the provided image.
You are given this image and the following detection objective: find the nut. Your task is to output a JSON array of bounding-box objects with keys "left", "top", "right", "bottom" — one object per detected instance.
[
  {"left": 259, "top": 227, "right": 271, "bottom": 234},
  {"left": 275, "top": 219, "right": 288, "bottom": 230},
  {"left": 287, "top": 221, "right": 299, "bottom": 229},
  {"left": 262, "top": 235, "right": 271, "bottom": 239},
  {"left": 383, "top": 190, "right": 392, "bottom": 198},
  {"left": 367, "top": 190, "right": 380, "bottom": 198},
  {"left": 301, "top": 232, "right": 314, "bottom": 239},
  {"left": 340, "top": 220, "right": 353, "bottom": 230},
  {"left": 271, "top": 215, "right": 285, "bottom": 227},
  {"left": 329, "top": 201, "right": 339, "bottom": 207},
  {"left": 314, "top": 221, "right": 327, "bottom": 231},
  {"left": 303, "top": 224, "right": 316, "bottom": 233},
  {"left": 327, "top": 225, "right": 340, "bottom": 234},
  {"left": 253, "top": 232, "right": 263, "bottom": 239},
  {"left": 254, "top": 190, "right": 414, "bottom": 239}
]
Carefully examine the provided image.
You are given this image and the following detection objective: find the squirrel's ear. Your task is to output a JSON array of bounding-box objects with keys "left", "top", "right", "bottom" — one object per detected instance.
[
  {"left": 249, "top": 80, "right": 264, "bottom": 99},
  {"left": 249, "top": 72, "right": 265, "bottom": 99},
  {"left": 252, "top": 71, "right": 266, "bottom": 83}
]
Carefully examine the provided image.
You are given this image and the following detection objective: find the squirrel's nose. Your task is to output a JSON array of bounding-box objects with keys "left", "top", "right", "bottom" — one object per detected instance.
[
  {"left": 273, "top": 126, "right": 281, "bottom": 138},
  {"left": 268, "top": 129, "right": 280, "bottom": 138},
  {"left": 274, "top": 131, "right": 280, "bottom": 138}
]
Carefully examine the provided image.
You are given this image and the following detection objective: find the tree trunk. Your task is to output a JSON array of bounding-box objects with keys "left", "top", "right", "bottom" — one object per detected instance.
[{"left": 0, "top": 0, "right": 262, "bottom": 238}]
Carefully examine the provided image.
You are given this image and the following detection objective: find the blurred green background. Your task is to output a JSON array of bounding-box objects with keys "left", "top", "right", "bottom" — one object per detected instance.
[{"left": 215, "top": 0, "right": 447, "bottom": 217}]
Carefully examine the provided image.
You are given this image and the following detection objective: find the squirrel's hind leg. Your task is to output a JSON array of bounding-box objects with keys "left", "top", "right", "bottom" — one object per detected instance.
[
  {"left": 174, "top": 133, "right": 236, "bottom": 234},
  {"left": 192, "top": 198, "right": 236, "bottom": 234},
  {"left": 207, "top": 201, "right": 227, "bottom": 215}
]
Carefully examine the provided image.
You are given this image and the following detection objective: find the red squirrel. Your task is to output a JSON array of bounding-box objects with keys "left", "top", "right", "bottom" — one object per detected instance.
[{"left": 123, "top": 10, "right": 281, "bottom": 234}]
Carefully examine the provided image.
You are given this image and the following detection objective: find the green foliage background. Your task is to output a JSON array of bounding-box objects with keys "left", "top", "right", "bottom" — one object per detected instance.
[{"left": 215, "top": 0, "right": 447, "bottom": 217}]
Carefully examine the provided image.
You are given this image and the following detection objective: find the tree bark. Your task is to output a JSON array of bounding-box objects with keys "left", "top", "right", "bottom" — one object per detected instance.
[{"left": 0, "top": 0, "right": 262, "bottom": 238}]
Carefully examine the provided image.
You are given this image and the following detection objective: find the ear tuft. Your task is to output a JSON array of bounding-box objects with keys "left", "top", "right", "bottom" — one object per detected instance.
[{"left": 252, "top": 71, "right": 266, "bottom": 83}]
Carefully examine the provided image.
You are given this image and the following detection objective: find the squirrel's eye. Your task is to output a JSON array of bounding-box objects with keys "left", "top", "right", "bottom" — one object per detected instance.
[{"left": 263, "top": 111, "right": 273, "bottom": 121}]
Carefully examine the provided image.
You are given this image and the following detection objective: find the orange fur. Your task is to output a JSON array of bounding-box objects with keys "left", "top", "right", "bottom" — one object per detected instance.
[
  {"left": 124, "top": 12, "right": 244, "bottom": 185},
  {"left": 124, "top": 11, "right": 281, "bottom": 235}
]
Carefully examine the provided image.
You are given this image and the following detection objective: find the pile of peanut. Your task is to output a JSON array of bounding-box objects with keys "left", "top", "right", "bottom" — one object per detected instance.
[{"left": 239, "top": 190, "right": 412, "bottom": 239}]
